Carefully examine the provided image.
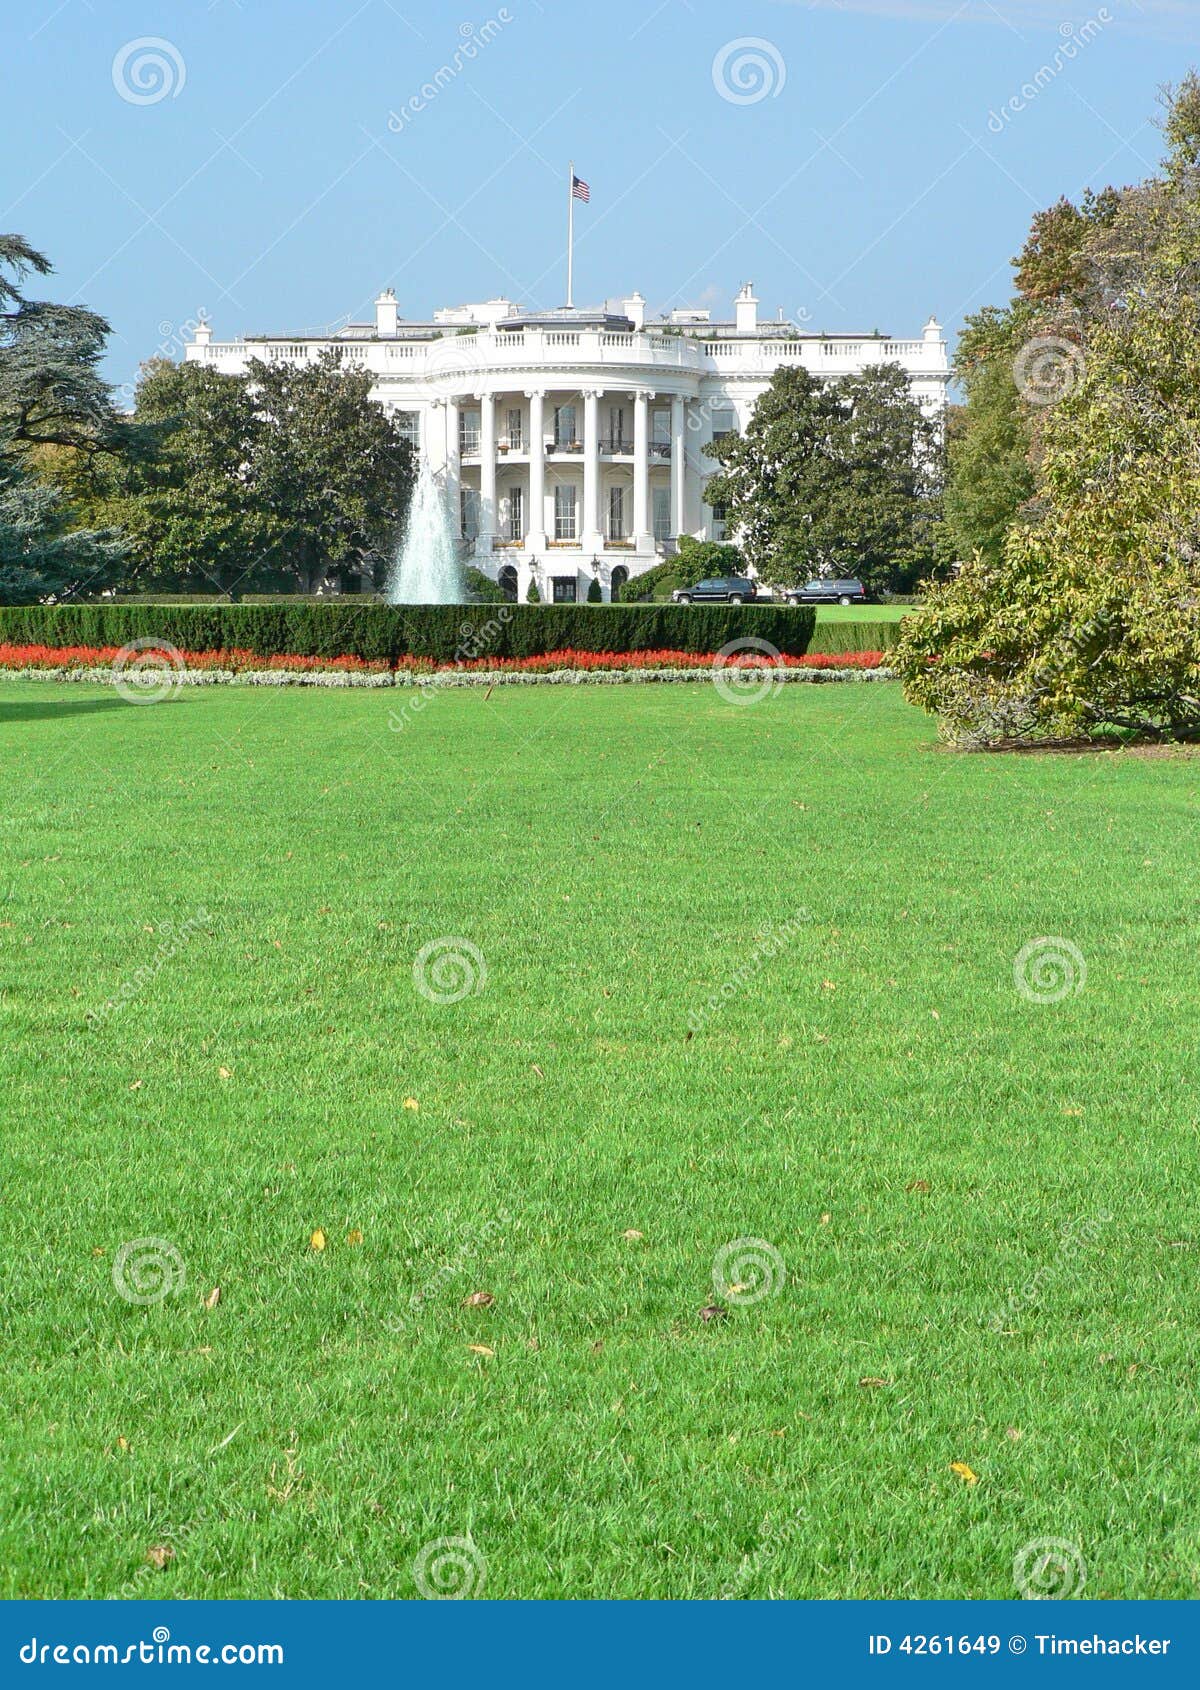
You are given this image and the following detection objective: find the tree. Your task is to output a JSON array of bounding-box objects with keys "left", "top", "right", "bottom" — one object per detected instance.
[
  {"left": 0, "top": 236, "right": 126, "bottom": 602},
  {"left": 110, "top": 359, "right": 277, "bottom": 596},
  {"left": 895, "top": 116, "right": 1200, "bottom": 747},
  {"left": 246, "top": 353, "right": 414, "bottom": 592},
  {"left": 702, "top": 363, "right": 942, "bottom": 593}
]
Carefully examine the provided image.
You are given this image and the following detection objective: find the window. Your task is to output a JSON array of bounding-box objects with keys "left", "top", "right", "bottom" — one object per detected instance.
[
  {"left": 505, "top": 407, "right": 523, "bottom": 450},
  {"left": 553, "top": 404, "right": 577, "bottom": 448},
  {"left": 607, "top": 405, "right": 626, "bottom": 449},
  {"left": 607, "top": 485, "right": 626, "bottom": 541},
  {"left": 554, "top": 483, "right": 577, "bottom": 540},
  {"left": 506, "top": 485, "right": 524, "bottom": 541},
  {"left": 551, "top": 576, "right": 577, "bottom": 603},
  {"left": 710, "top": 405, "right": 737, "bottom": 441},
  {"left": 459, "top": 408, "right": 481, "bottom": 455},
  {"left": 396, "top": 411, "right": 420, "bottom": 448},
  {"left": 460, "top": 487, "right": 480, "bottom": 541},
  {"left": 497, "top": 564, "right": 518, "bottom": 603},
  {"left": 709, "top": 498, "right": 728, "bottom": 541},
  {"left": 650, "top": 408, "right": 670, "bottom": 459},
  {"left": 652, "top": 487, "right": 671, "bottom": 542}
]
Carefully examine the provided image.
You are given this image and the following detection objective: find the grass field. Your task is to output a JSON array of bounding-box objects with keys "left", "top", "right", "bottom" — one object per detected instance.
[
  {"left": 2, "top": 678, "right": 1197, "bottom": 1601},
  {"left": 813, "top": 603, "right": 910, "bottom": 622}
]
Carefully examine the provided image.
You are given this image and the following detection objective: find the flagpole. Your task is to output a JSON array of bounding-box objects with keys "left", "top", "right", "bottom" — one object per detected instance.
[{"left": 566, "top": 159, "right": 574, "bottom": 309}]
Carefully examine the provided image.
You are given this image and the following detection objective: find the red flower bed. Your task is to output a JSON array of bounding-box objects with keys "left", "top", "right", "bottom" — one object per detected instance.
[{"left": 0, "top": 642, "right": 884, "bottom": 676}]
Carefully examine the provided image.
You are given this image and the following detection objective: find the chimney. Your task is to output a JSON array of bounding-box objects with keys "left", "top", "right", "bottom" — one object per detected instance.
[
  {"left": 375, "top": 289, "right": 399, "bottom": 337},
  {"left": 735, "top": 282, "right": 758, "bottom": 335},
  {"left": 192, "top": 317, "right": 212, "bottom": 347},
  {"left": 624, "top": 291, "right": 646, "bottom": 331},
  {"left": 923, "top": 315, "right": 943, "bottom": 343}
]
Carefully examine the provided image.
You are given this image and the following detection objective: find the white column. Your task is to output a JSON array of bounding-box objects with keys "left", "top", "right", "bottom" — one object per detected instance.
[
  {"left": 478, "top": 392, "right": 496, "bottom": 554},
  {"left": 632, "top": 389, "right": 652, "bottom": 550},
  {"left": 670, "top": 394, "right": 686, "bottom": 540},
  {"left": 443, "top": 399, "right": 461, "bottom": 542},
  {"left": 525, "top": 389, "right": 546, "bottom": 550},
  {"left": 582, "top": 388, "right": 602, "bottom": 551}
]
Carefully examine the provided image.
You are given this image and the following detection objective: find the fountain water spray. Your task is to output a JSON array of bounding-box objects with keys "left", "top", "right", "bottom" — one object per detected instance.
[{"left": 387, "top": 458, "right": 465, "bottom": 604}]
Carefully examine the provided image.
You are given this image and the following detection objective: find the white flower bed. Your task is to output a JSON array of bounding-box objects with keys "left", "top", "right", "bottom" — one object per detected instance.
[{"left": 5, "top": 664, "right": 894, "bottom": 688}]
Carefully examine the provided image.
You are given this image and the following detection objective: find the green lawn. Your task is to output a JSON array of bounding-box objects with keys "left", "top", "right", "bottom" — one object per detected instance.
[
  {"left": 2, "top": 679, "right": 1197, "bottom": 1601},
  {"left": 814, "top": 603, "right": 910, "bottom": 622}
]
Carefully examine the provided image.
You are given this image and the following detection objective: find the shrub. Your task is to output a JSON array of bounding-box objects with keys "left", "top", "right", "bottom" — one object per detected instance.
[
  {"left": 526, "top": 579, "right": 541, "bottom": 603},
  {"left": 0, "top": 602, "right": 818, "bottom": 662},
  {"left": 586, "top": 576, "right": 602, "bottom": 604}
]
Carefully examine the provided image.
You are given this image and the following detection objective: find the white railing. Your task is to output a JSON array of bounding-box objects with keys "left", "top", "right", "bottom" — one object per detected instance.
[{"left": 189, "top": 327, "right": 946, "bottom": 382}]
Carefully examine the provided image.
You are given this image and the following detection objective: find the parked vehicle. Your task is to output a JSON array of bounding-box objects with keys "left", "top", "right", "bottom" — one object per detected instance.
[
  {"left": 672, "top": 577, "right": 758, "bottom": 605},
  {"left": 786, "top": 577, "right": 867, "bottom": 606}
]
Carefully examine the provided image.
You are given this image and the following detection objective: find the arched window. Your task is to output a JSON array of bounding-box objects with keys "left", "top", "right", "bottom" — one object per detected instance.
[
  {"left": 497, "top": 564, "right": 519, "bottom": 603},
  {"left": 610, "top": 565, "right": 629, "bottom": 603}
]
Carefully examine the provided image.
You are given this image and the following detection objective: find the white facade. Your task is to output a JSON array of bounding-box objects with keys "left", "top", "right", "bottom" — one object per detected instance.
[{"left": 185, "top": 284, "right": 949, "bottom": 601}]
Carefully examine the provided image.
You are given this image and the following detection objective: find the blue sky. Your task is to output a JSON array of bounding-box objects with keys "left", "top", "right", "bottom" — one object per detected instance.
[{"left": 2, "top": 0, "right": 1193, "bottom": 391}]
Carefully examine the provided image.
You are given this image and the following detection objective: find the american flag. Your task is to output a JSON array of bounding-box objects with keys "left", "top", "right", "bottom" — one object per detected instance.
[{"left": 572, "top": 175, "right": 590, "bottom": 203}]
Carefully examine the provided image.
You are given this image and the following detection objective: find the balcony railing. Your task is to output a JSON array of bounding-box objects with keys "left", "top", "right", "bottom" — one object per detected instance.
[{"left": 600, "top": 436, "right": 630, "bottom": 452}]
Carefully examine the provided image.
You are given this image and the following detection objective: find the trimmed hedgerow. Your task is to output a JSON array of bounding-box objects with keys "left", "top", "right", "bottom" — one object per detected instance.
[
  {"left": 0, "top": 602, "right": 818, "bottom": 662},
  {"left": 804, "top": 618, "right": 904, "bottom": 655}
]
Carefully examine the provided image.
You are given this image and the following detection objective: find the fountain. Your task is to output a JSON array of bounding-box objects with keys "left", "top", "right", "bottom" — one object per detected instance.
[{"left": 386, "top": 458, "right": 465, "bottom": 603}]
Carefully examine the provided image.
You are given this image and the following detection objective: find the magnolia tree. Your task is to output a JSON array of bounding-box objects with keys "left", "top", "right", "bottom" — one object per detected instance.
[{"left": 896, "top": 245, "right": 1200, "bottom": 745}]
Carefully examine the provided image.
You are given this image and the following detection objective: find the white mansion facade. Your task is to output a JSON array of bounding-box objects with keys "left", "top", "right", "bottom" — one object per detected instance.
[{"left": 186, "top": 285, "right": 949, "bottom": 602}]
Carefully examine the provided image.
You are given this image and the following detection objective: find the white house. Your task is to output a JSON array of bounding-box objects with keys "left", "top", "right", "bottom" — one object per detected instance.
[{"left": 185, "top": 285, "right": 949, "bottom": 602}]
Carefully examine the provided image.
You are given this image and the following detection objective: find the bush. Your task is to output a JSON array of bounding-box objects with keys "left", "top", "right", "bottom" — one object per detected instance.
[
  {"left": 586, "top": 576, "right": 602, "bottom": 604},
  {"left": 804, "top": 618, "right": 904, "bottom": 655},
  {"left": 526, "top": 579, "right": 541, "bottom": 603},
  {"left": 0, "top": 602, "right": 818, "bottom": 662}
]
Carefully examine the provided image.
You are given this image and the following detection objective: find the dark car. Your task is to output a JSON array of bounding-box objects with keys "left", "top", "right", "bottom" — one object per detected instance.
[
  {"left": 786, "top": 577, "right": 867, "bottom": 606},
  {"left": 672, "top": 577, "right": 758, "bottom": 605}
]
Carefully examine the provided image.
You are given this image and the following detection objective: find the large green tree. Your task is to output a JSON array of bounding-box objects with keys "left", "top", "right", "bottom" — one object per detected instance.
[
  {"left": 0, "top": 236, "right": 125, "bottom": 603},
  {"left": 112, "top": 359, "right": 277, "bottom": 596},
  {"left": 246, "top": 353, "right": 414, "bottom": 593},
  {"left": 896, "top": 80, "right": 1200, "bottom": 747},
  {"left": 702, "top": 362, "right": 942, "bottom": 593}
]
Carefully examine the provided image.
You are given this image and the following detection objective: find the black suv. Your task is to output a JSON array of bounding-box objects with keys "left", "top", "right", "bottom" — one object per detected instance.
[
  {"left": 672, "top": 577, "right": 758, "bottom": 605},
  {"left": 786, "top": 578, "right": 867, "bottom": 606}
]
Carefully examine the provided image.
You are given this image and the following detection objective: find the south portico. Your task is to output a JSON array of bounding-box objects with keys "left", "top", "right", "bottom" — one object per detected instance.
[{"left": 437, "top": 383, "right": 696, "bottom": 602}]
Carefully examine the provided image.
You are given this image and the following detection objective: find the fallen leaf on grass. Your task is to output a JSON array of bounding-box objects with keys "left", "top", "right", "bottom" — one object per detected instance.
[
  {"left": 819, "top": 1213, "right": 831, "bottom": 1226},
  {"left": 699, "top": 1304, "right": 728, "bottom": 1323},
  {"left": 463, "top": 1290, "right": 495, "bottom": 1308},
  {"left": 203, "top": 1286, "right": 221, "bottom": 1310},
  {"left": 145, "top": 1545, "right": 175, "bottom": 1570},
  {"left": 467, "top": 1344, "right": 494, "bottom": 1358},
  {"left": 346, "top": 1229, "right": 363, "bottom": 1246},
  {"left": 92, "top": 1247, "right": 105, "bottom": 1259},
  {"left": 218, "top": 1066, "right": 232, "bottom": 1080},
  {"left": 531, "top": 1064, "right": 545, "bottom": 1079},
  {"left": 309, "top": 1229, "right": 327, "bottom": 1252},
  {"left": 128, "top": 1079, "right": 142, "bottom": 1092},
  {"left": 1006, "top": 1427, "right": 1023, "bottom": 1441},
  {"left": 859, "top": 1377, "right": 889, "bottom": 1389},
  {"left": 906, "top": 1179, "right": 932, "bottom": 1194},
  {"left": 950, "top": 1461, "right": 979, "bottom": 1485},
  {"left": 117, "top": 1436, "right": 129, "bottom": 1451},
  {"left": 402, "top": 1097, "right": 419, "bottom": 1112},
  {"left": 621, "top": 1229, "right": 644, "bottom": 1241}
]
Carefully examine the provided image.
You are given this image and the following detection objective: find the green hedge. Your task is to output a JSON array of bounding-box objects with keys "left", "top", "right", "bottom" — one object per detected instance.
[
  {"left": 0, "top": 602, "right": 818, "bottom": 662},
  {"left": 804, "top": 618, "right": 903, "bottom": 655}
]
